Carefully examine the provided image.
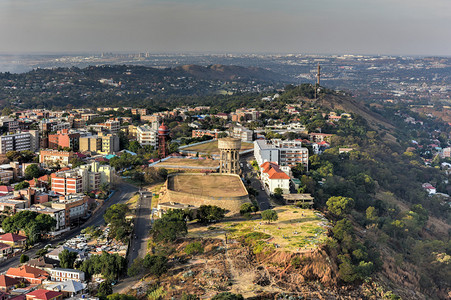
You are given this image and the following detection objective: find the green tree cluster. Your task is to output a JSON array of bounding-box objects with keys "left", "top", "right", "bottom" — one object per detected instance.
[
  {"left": 79, "top": 251, "right": 126, "bottom": 281},
  {"left": 197, "top": 205, "right": 226, "bottom": 223},
  {"left": 261, "top": 209, "right": 278, "bottom": 224},
  {"left": 59, "top": 249, "right": 78, "bottom": 268},
  {"left": 104, "top": 204, "right": 132, "bottom": 243},
  {"left": 151, "top": 209, "right": 187, "bottom": 242},
  {"left": 2, "top": 211, "right": 56, "bottom": 244}
]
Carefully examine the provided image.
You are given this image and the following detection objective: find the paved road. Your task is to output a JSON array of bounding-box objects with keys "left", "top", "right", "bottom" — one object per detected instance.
[
  {"left": 128, "top": 190, "right": 152, "bottom": 265},
  {"left": 0, "top": 182, "right": 138, "bottom": 274},
  {"left": 241, "top": 155, "right": 271, "bottom": 211}
]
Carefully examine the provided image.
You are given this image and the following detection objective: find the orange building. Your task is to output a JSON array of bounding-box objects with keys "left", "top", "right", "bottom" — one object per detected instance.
[
  {"left": 48, "top": 129, "right": 80, "bottom": 151},
  {"left": 6, "top": 265, "right": 49, "bottom": 284},
  {"left": 39, "top": 150, "right": 75, "bottom": 168}
]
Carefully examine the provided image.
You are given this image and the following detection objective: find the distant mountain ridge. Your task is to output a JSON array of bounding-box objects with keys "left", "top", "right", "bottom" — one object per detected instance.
[{"left": 173, "top": 64, "right": 289, "bottom": 82}]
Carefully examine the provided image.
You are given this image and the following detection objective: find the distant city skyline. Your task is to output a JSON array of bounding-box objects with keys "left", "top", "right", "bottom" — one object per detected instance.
[{"left": 1, "top": 0, "right": 451, "bottom": 56}]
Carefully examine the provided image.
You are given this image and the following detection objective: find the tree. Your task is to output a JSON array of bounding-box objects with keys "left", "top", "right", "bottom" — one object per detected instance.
[
  {"left": 151, "top": 209, "right": 187, "bottom": 242},
  {"left": 128, "top": 141, "right": 141, "bottom": 153},
  {"left": 261, "top": 209, "right": 278, "bottom": 224},
  {"left": 97, "top": 281, "right": 113, "bottom": 299},
  {"left": 14, "top": 181, "right": 30, "bottom": 191},
  {"left": 36, "top": 248, "right": 48, "bottom": 257},
  {"left": 24, "top": 164, "right": 41, "bottom": 180},
  {"left": 20, "top": 254, "right": 29, "bottom": 263},
  {"left": 197, "top": 205, "right": 226, "bottom": 223},
  {"left": 2, "top": 210, "right": 56, "bottom": 244},
  {"left": 240, "top": 203, "right": 257, "bottom": 215},
  {"left": 79, "top": 252, "right": 126, "bottom": 281},
  {"left": 142, "top": 254, "right": 168, "bottom": 277},
  {"left": 59, "top": 249, "right": 78, "bottom": 268},
  {"left": 104, "top": 204, "right": 131, "bottom": 243},
  {"left": 211, "top": 292, "right": 244, "bottom": 300},
  {"left": 107, "top": 294, "right": 137, "bottom": 300},
  {"left": 1, "top": 107, "right": 11, "bottom": 116},
  {"left": 326, "top": 196, "right": 355, "bottom": 218}
]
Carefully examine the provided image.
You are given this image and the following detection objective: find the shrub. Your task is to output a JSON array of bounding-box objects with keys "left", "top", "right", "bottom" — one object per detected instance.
[{"left": 185, "top": 242, "right": 204, "bottom": 255}]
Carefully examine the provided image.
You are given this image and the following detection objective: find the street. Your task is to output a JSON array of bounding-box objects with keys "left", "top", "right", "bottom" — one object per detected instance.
[
  {"left": 241, "top": 155, "right": 271, "bottom": 211},
  {"left": 0, "top": 182, "right": 138, "bottom": 274}
]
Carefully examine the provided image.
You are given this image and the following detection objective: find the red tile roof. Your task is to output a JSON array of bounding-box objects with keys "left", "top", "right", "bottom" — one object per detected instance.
[
  {"left": 6, "top": 265, "right": 48, "bottom": 280},
  {"left": 0, "top": 186, "right": 13, "bottom": 194},
  {"left": 260, "top": 162, "right": 290, "bottom": 180},
  {"left": 0, "top": 233, "right": 27, "bottom": 243},
  {"left": 0, "top": 242, "right": 11, "bottom": 250},
  {"left": 0, "top": 275, "right": 19, "bottom": 287},
  {"left": 26, "top": 289, "right": 62, "bottom": 300}
]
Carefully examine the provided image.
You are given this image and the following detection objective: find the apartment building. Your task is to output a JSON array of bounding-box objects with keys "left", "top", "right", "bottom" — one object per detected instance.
[
  {"left": 49, "top": 268, "right": 85, "bottom": 282},
  {"left": 254, "top": 139, "right": 309, "bottom": 169},
  {"left": 20, "top": 205, "right": 66, "bottom": 231},
  {"left": 48, "top": 129, "right": 80, "bottom": 151},
  {"left": 308, "top": 133, "right": 333, "bottom": 143},
  {"left": 137, "top": 125, "right": 158, "bottom": 148},
  {"left": 98, "top": 120, "right": 120, "bottom": 134},
  {"left": 0, "top": 170, "right": 13, "bottom": 184},
  {"left": 40, "top": 150, "right": 75, "bottom": 168},
  {"left": 79, "top": 133, "right": 119, "bottom": 154},
  {"left": 131, "top": 108, "right": 148, "bottom": 115},
  {"left": 0, "top": 132, "right": 32, "bottom": 154},
  {"left": 52, "top": 162, "right": 114, "bottom": 195},
  {"left": 231, "top": 126, "right": 254, "bottom": 142},
  {"left": 51, "top": 194, "right": 89, "bottom": 227},
  {"left": 192, "top": 129, "right": 221, "bottom": 139}
]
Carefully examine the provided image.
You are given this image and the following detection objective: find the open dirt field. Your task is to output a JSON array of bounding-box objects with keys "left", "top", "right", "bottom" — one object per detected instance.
[
  {"left": 188, "top": 206, "right": 329, "bottom": 252},
  {"left": 154, "top": 157, "right": 219, "bottom": 168},
  {"left": 169, "top": 174, "right": 247, "bottom": 198},
  {"left": 182, "top": 140, "right": 253, "bottom": 155}
]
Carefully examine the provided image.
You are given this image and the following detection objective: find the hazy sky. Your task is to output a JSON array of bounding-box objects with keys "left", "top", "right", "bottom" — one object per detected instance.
[{"left": 1, "top": 0, "right": 450, "bottom": 56}]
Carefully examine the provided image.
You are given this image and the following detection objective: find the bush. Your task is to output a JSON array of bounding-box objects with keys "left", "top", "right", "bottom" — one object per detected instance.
[
  {"left": 20, "top": 254, "right": 29, "bottom": 263},
  {"left": 211, "top": 292, "right": 244, "bottom": 300},
  {"left": 185, "top": 242, "right": 204, "bottom": 255}
]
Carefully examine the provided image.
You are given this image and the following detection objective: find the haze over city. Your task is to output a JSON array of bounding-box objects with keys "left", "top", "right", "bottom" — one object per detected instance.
[{"left": 1, "top": 0, "right": 451, "bottom": 56}]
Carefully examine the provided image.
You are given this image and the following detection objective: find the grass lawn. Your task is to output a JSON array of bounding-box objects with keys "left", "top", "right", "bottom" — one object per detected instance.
[
  {"left": 188, "top": 206, "right": 329, "bottom": 252},
  {"left": 182, "top": 140, "right": 253, "bottom": 155},
  {"left": 126, "top": 194, "right": 140, "bottom": 210}
]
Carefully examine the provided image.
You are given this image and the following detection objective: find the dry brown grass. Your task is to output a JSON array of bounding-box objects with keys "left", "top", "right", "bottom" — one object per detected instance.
[{"left": 170, "top": 174, "right": 247, "bottom": 197}]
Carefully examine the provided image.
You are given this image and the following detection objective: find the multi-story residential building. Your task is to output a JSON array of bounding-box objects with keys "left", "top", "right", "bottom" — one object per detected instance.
[
  {"left": 131, "top": 108, "right": 148, "bottom": 115},
  {"left": 79, "top": 133, "right": 119, "bottom": 154},
  {"left": 48, "top": 129, "right": 80, "bottom": 151},
  {"left": 40, "top": 120, "right": 71, "bottom": 133},
  {"left": 20, "top": 205, "right": 66, "bottom": 231},
  {"left": 49, "top": 268, "right": 85, "bottom": 282},
  {"left": 51, "top": 194, "right": 89, "bottom": 227},
  {"left": 80, "top": 114, "right": 99, "bottom": 121},
  {"left": 192, "top": 129, "right": 221, "bottom": 139},
  {"left": 0, "top": 132, "right": 33, "bottom": 154},
  {"left": 260, "top": 162, "right": 291, "bottom": 194},
  {"left": 308, "top": 133, "right": 333, "bottom": 143},
  {"left": 137, "top": 125, "right": 158, "bottom": 148},
  {"left": 40, "top": 150, "right": 75, "bottom": 168},
  {"left": 0, "top": 117, "right": 19, "bottom": 132},
  {"left": 254, "top": 139, "right": 309, "bottom": 169},
  {"left": 0, "top": 195, "right": 27, "bottom": 213},
  {"left": 0, "top": 170, "right": 13, "bottom": 184},
  {"left": 140, "top": 114, "right": 160, "bottom": 123},
  {"left": 52, "top": 162, "right": 114, "bottom": 195},
  {"left": 231, "top": 126, "right": 254, "bottom": 142},
  {"left": 98, "top": 120, "right": 120, "bottom": 134},
  {"left": 51, "top": 169, "right": 86, "bottom": 195}
]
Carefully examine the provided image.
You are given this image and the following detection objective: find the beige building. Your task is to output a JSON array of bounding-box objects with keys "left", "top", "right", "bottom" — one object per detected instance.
[
  {"left": 79, "top": 133, "right": 119, "bottom": 154},
  {"left": 40, "top": 150, "right": 76, "bottom": 168},
  {"left": 51, "top": 194, "right": 89, "bottom": 227}
]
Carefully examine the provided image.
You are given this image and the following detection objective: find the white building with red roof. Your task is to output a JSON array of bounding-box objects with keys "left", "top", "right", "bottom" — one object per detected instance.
[{"left": 260, "top": 162, "right": 291, "bottom": 194}]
